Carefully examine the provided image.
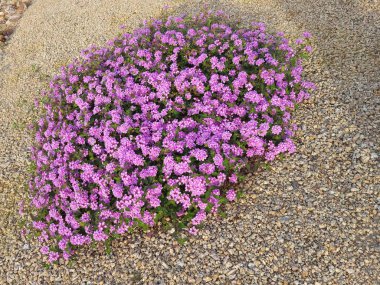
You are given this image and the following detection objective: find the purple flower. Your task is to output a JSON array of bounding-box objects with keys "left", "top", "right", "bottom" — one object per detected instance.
[
  {"left": 271, "top": 125, "right": 282, "bottom": 135},
  {"left": 140, "top": 166, "right": 158, "bottom": 179},
  {"left": 48, "top": 252, "right": 60, "bottom": 263},
  {"left": 226, "top": 189, "right": 236, "bottom": 201},
  {"left": 40, "top": 246, "right": 49, "bottom": 255},
  {"left": 188, "top": 226, "right": 198, "bottom": 235},
  {"left": 303, "top": 31, "right": 312, "bottom": 38},
  {"left": 305, "top": 46, "right": 313, "bottom": 53},
  {"left": 28, "top": 12, "right": 313, "bottom": 262},
  {"left": 190, "top": 148, "right": 208, "bottom": 161},
  {"left": 93, "top": 230, "right": 108, "bottom": 241},
  {"left": 185, "top": 176, "right": 206, "bottom": 196},
  {"left": 199, "top": 163, "right": 215, "bottom": 175}
]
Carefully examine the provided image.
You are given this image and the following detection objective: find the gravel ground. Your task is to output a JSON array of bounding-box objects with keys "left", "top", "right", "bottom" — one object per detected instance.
[{"left": 0, "top": 0, "right": 379, "bottom": 284}]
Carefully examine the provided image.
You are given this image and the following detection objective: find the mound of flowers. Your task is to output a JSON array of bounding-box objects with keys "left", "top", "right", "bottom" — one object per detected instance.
[{"left": 28, "top": 11, "right": 315, "bottom": 262}]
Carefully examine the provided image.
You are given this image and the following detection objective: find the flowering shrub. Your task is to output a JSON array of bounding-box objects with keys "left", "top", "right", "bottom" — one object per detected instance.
[{"left": 28, "top": 11, "right": 315, "bottom": 262}]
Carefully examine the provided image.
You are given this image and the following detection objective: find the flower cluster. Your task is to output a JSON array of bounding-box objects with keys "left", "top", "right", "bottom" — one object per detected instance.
[{"left": 28, "top": 11, "right": 314, "bottom": 262}]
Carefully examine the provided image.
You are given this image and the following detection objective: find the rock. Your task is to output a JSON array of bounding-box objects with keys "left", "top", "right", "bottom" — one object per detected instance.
[
  {"left": 22, "top": 0, "right": 33, "bottom": 5},
  {"left": 154, "top": 279, "right": 165, "bottom": 285},
  {"left": 361, "top": 154, "right": 370, "bottom": 163},
  {"left": 279, "top": 216, "right": 291, "bottom": 222},
  {"left": 291, "top": 180, "right": 299, "bottom": 189},
  {"left": 227, "top": 268, "right": 237, "bottom": 276},
  {"left": 177, "top": 261, "right": 184, "bottom": 268},
  {"left": 8, "top": 14, "right": 21, "bottom": 22},
  {"left": 161, "top": 262, "right": 169, "bottom": 269},
  {"left": 16, "top": 4, "right": 27, "bottom": 14}
]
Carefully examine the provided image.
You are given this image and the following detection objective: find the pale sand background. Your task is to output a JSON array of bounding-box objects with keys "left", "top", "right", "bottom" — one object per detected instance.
[{"left": 0, "top": 0, "right": 379, "bottom": 284}]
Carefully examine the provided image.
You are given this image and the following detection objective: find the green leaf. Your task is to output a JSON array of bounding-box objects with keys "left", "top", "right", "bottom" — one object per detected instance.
[
  {"left": 219, "top": 211, "right": 227, "bottom": 219},
  {"left": 42, "top": 262, "right": 52, "bottom": 269},
  {"left": 218, "top": 197, "right": 228, "bottom": 205},
  {"left": 177, "top": 237, "right": 188, "bottom": 245},
  {"left": 154, "top": 210, "right": 164, "bottom": 223},
  {"left": 134, "top": 218, "right": 149, "bottom": 232},
  {"left": 177, "top": 221, "right": 186, "bottom": 229},
  {"left": 223, "top": 158, "right": 231, "bottom": 171},
  {"left": 105, "top": 239, "right": 112, "bottom": 255}
]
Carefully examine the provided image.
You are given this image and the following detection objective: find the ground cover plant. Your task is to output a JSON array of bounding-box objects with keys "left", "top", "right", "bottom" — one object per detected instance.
[{"left": 27, "top": 11, "right": 315, "bottom": 262}]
